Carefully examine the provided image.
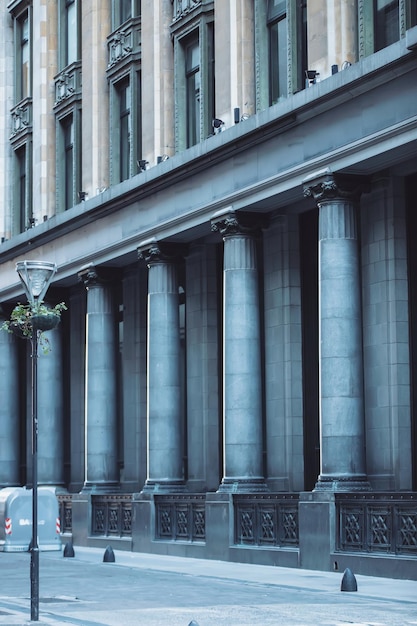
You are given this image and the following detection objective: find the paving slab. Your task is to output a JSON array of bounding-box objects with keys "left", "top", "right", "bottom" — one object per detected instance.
[{"left": 0, "top": 547, "right": 416, "bottom": 625}]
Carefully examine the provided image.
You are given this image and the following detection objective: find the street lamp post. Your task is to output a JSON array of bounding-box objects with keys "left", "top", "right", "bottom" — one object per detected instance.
[{"left": 16, "top": 260, "right": 57, "bottom": 622}]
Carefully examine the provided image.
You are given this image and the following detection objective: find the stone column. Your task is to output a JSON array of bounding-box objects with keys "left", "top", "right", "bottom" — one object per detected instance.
[
  {"left": 185, "top": 243, "right": 220, "bottom": 492},
  {"left": 79, "top": 265, "right": 118, "bottom": 492},
  {"left": 211, "top": 210, "right": 266, "bottom": 492},
  {"left": 0, "top": 309, "right": 20, "bottom": 486},
  {"left": 38, "top": 324, "right": 64, "bottom": 486},
  {"left": 303, "top": 168, "right": 369, "bottom": 490},
  {"left": 138, "top": 240, "right": 184, "bottom": 492}
]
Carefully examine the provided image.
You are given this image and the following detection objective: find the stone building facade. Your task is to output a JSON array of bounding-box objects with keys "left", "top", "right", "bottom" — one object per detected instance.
[{"left": 1, "top": 0, "right": 417, "bottom": 579}]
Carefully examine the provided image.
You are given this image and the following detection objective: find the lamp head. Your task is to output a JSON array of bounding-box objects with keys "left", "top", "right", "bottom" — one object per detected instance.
[{"left": 16, "top": 260, "right": 57, "bottom": 304}]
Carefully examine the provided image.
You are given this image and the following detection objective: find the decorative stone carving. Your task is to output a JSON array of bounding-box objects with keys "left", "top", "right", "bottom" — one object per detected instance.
[
  {"left": 108, "top": 29, "right": 132, "bottom": 67},
  {"left": 172, "top": 0, "right": 202, "bottom": 22},
  {"left": 10, "top": 101, "right": 31, "bottom": 138}
]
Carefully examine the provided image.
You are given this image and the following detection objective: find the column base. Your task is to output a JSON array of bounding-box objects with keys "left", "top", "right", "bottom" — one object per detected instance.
[
  {"left": 314, "top": 475, "right": 370, "bottom": 492},
  {"left": 141, "top": 479, "right": 186, "bottom": 493},
  {"left": 81, "top": 481, "right": 120, "bottom": 494},
  {"left": 217, "top": 477, "right": 268, "bottom": 493}
]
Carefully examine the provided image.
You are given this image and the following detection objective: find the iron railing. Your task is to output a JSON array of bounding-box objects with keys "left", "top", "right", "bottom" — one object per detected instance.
[
  {"left": 336, "top": 493, "right": 417, "bottom": 555},
  {"left": 91, "top": 495, "right": 132, "bottom": 537},
  {"left": 234, "top": 494, "right": 299, "bottom": 547},
  {"left": 154, "top": 494, "right": 206, "bottom": 542},
  {"left": 57, "top": 494, "right": 73, "bottom": 534}
]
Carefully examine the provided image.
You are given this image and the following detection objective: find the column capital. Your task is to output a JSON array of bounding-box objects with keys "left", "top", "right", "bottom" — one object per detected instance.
[
  {"left": 211, "top": 209, "right": 267, "bottom": 237},
  {"left": 78, "top": 264, "right": 119, "bottom": 288},
  {"left": 303, "top": 168, "right": 369, "bottom": 204},
  {"left": 137, "top": 238, "right": 185, "bottom": 265},
  {"left": 78, "top": 263, "right": 101, "bottom": 288}
]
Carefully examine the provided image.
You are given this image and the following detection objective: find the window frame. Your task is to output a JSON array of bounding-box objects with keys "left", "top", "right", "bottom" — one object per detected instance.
[
  {"left": 12, "top": 140, "right": 32, "bottom": 234},
  {"left": 56, "top": 107, "right": 82, "bottom": 212},
  {"left": 112, "top": 0, "right": 141, "bottom": 30},
  {"left": 358, "top": 0, "right": 415, "bottom": 58},
  {"left": 255, "top": 0, "right": 306, "bottom": 112},
  {"left": 58, "top": 0, "right": 81, "bottom": 70},
  {"left": 173, "top": 15, "right": 215, "bottom": 152},
  {"left": 375, "top": 0, "right": 400, "bottom": 51},
  {"left": 109, "top": 69, "right": 142, "bottom": 184},
  {"left": 268, "top": 1, "right": 288, "bottom": 106},
  {"left": 11, "top": 4, "right": 32, "bottom": 104},
  {"left": 185, "top": 35, "right": 201, "bottom": 148}
]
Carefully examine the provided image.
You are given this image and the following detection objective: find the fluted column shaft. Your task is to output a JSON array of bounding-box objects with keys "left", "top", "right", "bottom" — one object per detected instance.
[
  {"left": 38, "top": 325, "right": 64, "bottom": 486},
  {"left": 138, "top": 241, "right": 184, "bottom": 492},
  {"left": 304, "top": 169, "right": 369, "bottom": 490},
  {"left": 79, "top": 266, "right": 118, "bottom": 492},
  {"left": 0, "top": 312, "right": 20, "bottom": 486},
  {"left": 212, "top": 211, "right": 266, "bottom": 492}
]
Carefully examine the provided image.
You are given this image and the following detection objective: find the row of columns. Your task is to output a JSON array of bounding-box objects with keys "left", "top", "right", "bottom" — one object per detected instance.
[{"left": 0, "top": 169, "right": 370, "bottom": 493}]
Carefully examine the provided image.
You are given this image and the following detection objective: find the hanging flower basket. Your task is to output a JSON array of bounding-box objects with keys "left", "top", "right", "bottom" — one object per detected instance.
[
  {"left": 1, "top": 301, "right": 67, "bottom": 352},
  {"left": 31, "top": 313, "right": 61, "bottom": 331}
]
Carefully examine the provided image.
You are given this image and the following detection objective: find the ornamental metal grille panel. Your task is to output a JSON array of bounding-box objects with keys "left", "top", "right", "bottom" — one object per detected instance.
[
  {"left": 336, "top": 493, "right": 417, "bottom": 556},
  {"left": 91, "top": 495, "right": 132, "bottom": 537},
  {"left": 155, "top": 495, "right": 206, "bottom": 542},
  {"left": 57, "top": 495, "right": 73, "bottom": 533},
  {"left": 234, "top": 495, "right": 299, "bottom": 547}
]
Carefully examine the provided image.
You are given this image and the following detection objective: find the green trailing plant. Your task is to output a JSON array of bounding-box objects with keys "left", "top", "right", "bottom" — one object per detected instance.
[{"left": 1, "top": 301, "right": 67, "bottom": 354}]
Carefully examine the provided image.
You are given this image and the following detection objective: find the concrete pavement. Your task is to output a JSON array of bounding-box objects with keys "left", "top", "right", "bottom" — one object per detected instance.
[{"left": 0, "top": 546, "right": 416, "bottom": 625}]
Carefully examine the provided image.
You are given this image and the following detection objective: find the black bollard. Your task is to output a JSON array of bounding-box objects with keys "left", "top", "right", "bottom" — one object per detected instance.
[
  {"left": 188, "top": 622, "right": 200, "bottom": 626},
  {"left": 63, "top": 541, "right": 75, "bottom": 558},
  {"left": 103, "top": 545, "right": 115, "bottom": 563},
  {"left": 341, "top": 567, "right": 358, "bottom": 592}
]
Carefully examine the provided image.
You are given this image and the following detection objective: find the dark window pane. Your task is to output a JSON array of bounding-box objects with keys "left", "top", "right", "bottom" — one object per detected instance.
[
  {"left": 120, "top": 0, "right": 132, "bottom": 24},
  {"left": 20, "top": 16, "right": 29, "bottom": 99},
  {"left": 63, "top": 115, "right": 74, "bottom": 210},
  {"left": 375, "top": 0, "right": 399, "bottom": 51},
  {"left": 119, "top": 80, "right": 131, "bottom": 181},
  {"left": 186, "top": 38, "right": 200, "bottom": 147},
  {"left": 16, "top": 146, "right": 26, "bottom": 232},
  {"left": 65, "top": 0, "right": 77, "bottom": 65},
  {"left": 269, "top": 16, "right": 287, "bottom": 105}
]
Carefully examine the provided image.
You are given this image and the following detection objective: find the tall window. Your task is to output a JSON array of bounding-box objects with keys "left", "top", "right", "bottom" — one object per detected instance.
[
  {"left": 173, "top": 4, "right": 215, "bottom": 151},
  {"left": 118, "top": 78, "right": 131, "bottom": 182},
  {"left": 109, "top": 64, "right": 141, "bottom": 183},
  {"left": 268, "top": 0, "right": 287, "bottom": 105},
  {"left": 255, "top": 0, "right": 306, "bottom": 111},
  {"left": 15, "top": 11, "right": 31, "bottom": 102},
  {"left": 375, "top": 0, "right": 399, "bottom": 50},
  {"left": 57, "top": 111, "right": 81, "bottom": 211},
  {"left": 20, "top": 15, "right": 30, "bottom": 100},
  {"left": 60, "top": 0, "right": 80, "bottom": 69},
  {"left": 185, "top": 37, "right": 200, "bottom": 148},
  {"left": 14, "top": 145, "right": 28, "bottom": 233},
  {"left": 359, "top": 0, "right": 416, "bottom": 57},
  {"left": 112, "top": 0, "right": 141, "bottom": 29},
  {"left": 410, "top": 0, "right": 417, "bottom": 27},
  {"left": 63, "top": 115, "right": 74, "bottom": 210}
]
